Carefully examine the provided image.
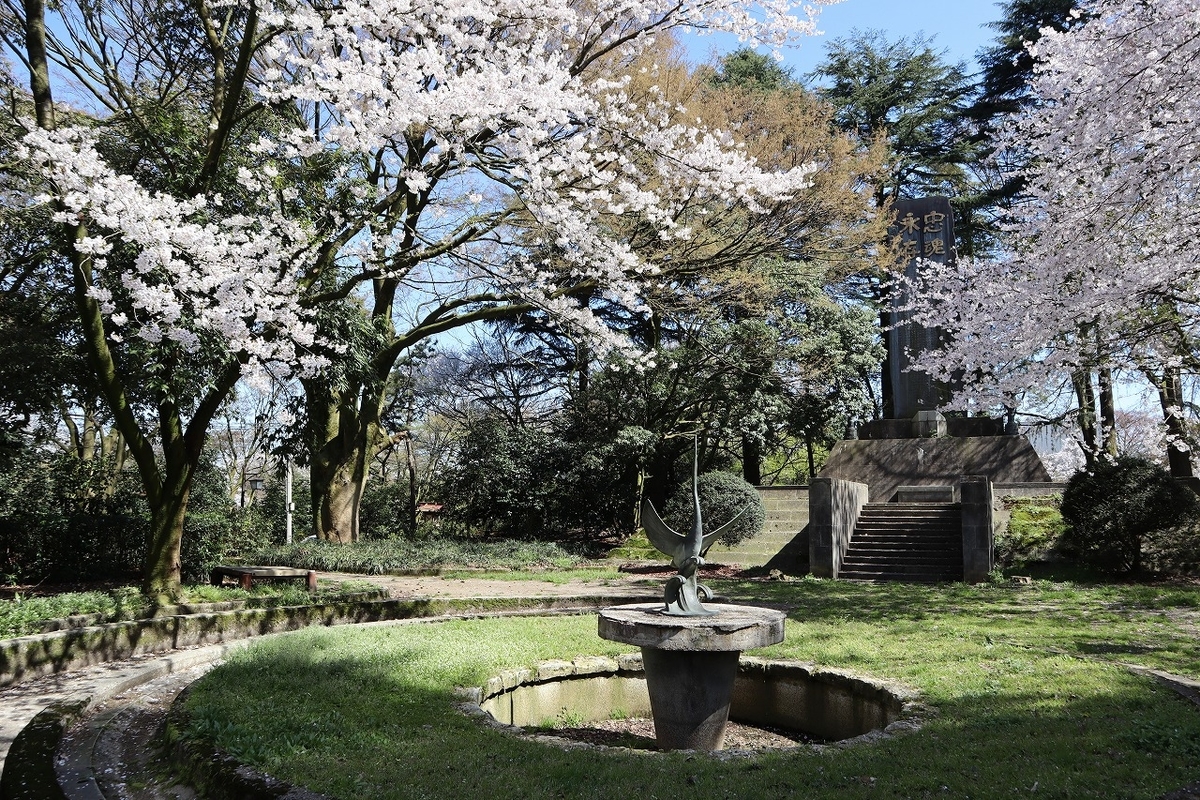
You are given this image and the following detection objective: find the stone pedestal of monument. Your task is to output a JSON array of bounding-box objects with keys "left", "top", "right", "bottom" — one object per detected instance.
[{"left": 597, "top": 604, "right": 785, "bottom": 751}]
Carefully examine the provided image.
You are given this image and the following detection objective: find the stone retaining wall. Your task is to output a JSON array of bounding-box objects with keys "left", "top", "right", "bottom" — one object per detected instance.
[{"left": 0, "top": 595, "right": 624, "bottom": 689}]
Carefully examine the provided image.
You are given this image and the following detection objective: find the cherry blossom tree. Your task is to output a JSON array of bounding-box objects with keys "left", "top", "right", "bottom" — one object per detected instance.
[
  {"left": 271, "top": 4, "right": 841, "bottom": 543},
  {"left": 4, "top": 0, "right": 834, "bottom": 593},
  {"left": 908, "top": 0, "right": 1200, "bottom": 477}
]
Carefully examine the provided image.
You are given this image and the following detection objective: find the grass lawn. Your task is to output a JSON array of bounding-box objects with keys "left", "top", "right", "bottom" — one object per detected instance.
[{"left": 183, "top": 577, "right": 1200, "bottom": 800}]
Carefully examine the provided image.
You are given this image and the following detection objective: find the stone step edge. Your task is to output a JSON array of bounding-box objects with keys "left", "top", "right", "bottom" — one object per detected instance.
[
  {"left": 1, "top": 598, "right": 651, "bottom": 800},
  {"left": 0, "top": 594, "right": 655, "bottom": 690}
]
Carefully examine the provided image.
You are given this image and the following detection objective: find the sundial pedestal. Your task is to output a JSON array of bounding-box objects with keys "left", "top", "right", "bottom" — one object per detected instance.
[{"left": 597, "top": 603, "right": 785, "bottom": 751}]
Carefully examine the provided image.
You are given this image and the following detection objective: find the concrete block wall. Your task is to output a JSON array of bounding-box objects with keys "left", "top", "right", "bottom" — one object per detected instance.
[
  {"left": 809, "top": 478, "right": 869, "bottom": 579},
  {"left": 961, "top": 476, "right": 995, "bottom": 583},
  {"left": 707, "top": 486, "right": 810, "bottom": 568}
]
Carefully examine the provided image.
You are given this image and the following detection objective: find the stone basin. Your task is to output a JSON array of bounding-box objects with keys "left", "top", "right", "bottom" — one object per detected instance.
[
  {"left": 597, "top": 603, "right": 785, "bottom": 751},
  {"left": 470, "top": 654, "right": 922, "bottom": 751}
]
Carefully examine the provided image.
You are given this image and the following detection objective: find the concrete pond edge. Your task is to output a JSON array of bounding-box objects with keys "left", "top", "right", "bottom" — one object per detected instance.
[
  {"left": 0, "top": 595, "right": 649, "bottom": 800},
  {"left": 456, "top": 654, "right": 933, "bottom": 758},
  {"left": 3, "top": 595, "right": 1198, "bottom": 799}
]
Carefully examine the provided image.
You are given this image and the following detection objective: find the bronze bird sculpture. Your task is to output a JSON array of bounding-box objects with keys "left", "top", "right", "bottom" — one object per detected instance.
[{"left": 641, "top": 437, "right": 749, "bottom": 616}]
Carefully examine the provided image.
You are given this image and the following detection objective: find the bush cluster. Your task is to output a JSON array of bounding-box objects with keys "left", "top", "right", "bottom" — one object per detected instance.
[
  {"left": 243, "top": 537, "right": 581, "bottom": 573},
  {"left": 1060, "top": 456, "right": 1200, "bottom": 573},
  {"left": 438, "top": 417, "right": 653, "bottom": 538},
  {"left": 0, "top": 449, "right": 277, "bottom": 585},
  {"left": 660, "top": 470, "right": 766, "bottom": 548}
]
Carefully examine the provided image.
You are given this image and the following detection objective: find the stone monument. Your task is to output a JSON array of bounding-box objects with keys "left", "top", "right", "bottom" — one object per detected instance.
[
  {"left": 887, "top": 195, "right": 956, "bottom": 420},
  {"left": 807, "top": 198, "right": 1052, "bottom": 583}
]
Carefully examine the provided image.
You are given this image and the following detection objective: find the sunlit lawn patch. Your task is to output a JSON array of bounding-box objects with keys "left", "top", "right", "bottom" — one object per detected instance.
[{"left": 184, "top": 579, "right": 1200, "bottom": 799}]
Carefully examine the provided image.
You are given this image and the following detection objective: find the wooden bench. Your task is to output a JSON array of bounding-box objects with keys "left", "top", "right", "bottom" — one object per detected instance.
[{"left": 210, "top": 565, "right": 318, "bottom": 592}]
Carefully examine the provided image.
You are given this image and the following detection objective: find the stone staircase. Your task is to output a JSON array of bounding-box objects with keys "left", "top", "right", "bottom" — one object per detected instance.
[
  {"left": 838, "top": 503, "right": 964, "bottom": 582},
  {"left": 708, "top": 486, "right": 810, "bottom": 568}
]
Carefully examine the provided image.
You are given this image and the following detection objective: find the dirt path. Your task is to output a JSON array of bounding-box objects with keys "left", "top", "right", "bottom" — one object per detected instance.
[{"left": 321, "top": 571, "right": 664, "bottom": 600}]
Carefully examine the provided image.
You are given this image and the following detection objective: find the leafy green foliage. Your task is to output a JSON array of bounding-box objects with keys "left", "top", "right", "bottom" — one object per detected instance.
[
  {"left": 439, "top": 415, "right": 653, "bottom": 536},
  {"left": 359, "top": 479, "right": 414, "bottom": 539},
  {"left": 707, "top": 48, "right": 796, "bottom": 92},
  {"left": 0, "top": 444, "right": 280, "bottom": 586},
  {"left": 661, "top": 471, "right": 766, "bottom": 547},
  {"left": 1060, "top": 457, "right": 1200, "bottom": 573},
  {"left": 260, "top": 472, "right": 314, "bottom": 543},
  {"left": 974, "top": 0, "right": 1082, "bottom": 119},
  {"left": 0, "top": 450, "right": 148, "bottom": 584},
  {"left": 180, "top": 456, "right": 276, "bottom": 583},
  {"left": 243, "top": 538, "right": 582, "bottom": 574},
  {"left": 810, "top": 29, "right": 978, "bottom": 207}
]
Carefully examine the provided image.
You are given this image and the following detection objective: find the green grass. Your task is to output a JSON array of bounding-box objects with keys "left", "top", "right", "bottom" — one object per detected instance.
[
  {"left": 0, "top": 580, "right": 385, "bottom": 639},
  {"left": 244, "top": 538, "right": 584, "bottom": 574},
  {"left": 997, "top": 495, "right": 1067, "bottom": 567},
  {"left": 184, "top": 578, "right": 1200, "bottom": 799}
]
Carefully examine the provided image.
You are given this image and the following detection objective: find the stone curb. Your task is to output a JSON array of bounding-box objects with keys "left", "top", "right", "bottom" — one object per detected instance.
[
  {"left": 461, "top": 655, "right": 931, "bottom": 758},
  {"left": 0, "top": 593, "right": 649, "bottom": 689},
  {"left": 0, "top": 593, "right": 656, "bottom": 799},
  {"left": 1, "top": 642, "right": 248, "bottom": 800}
]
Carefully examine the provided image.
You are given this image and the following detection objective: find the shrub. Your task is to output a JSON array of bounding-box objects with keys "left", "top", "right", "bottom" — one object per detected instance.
[
  {"left": 995, "top": 495, "right": 1066, "bottom": 568},
  {"left": 244, "top": 537, "right": 582, "bottom": 573},
  {"left": 1060, "top": 457, "right": 1200, "bottom": 573},
  {"left": 660, "top": 471, "right": 765, "bottom": 548},
  {"left": 260, "top": 472, "right": 313, "bottom": 543},
  {"left": 360, "top": 479, "right": 413, "bottom": 540},
  {"left": 0, "top": 451, "right": 147, "bottom": 584}
]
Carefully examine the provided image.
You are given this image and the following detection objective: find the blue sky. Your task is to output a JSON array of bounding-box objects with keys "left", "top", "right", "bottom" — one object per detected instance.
[{"left": 689, "top": 0, "right": 1008, "bottom": 77}]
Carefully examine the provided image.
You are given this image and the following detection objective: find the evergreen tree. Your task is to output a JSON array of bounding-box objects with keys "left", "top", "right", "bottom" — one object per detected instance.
[{"left": 808, "top": 30, "right": 978, "bottom": 213}]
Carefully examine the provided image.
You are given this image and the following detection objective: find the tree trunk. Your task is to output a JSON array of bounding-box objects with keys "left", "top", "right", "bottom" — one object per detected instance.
[
  {"left": 307, "top": 385, "right": 375, "bottom": 542},
  {"left": 741, "top": 435, "right": 761, "bottom": 486},
  {"left": 404, "top": 434, "right": 419, "bottom": 537},
  {"left": 143, "top": 468, "right": 192, "bottom": 602},
  {"left": 1071, "top": 370, "right": 1099, "bottom": 466},
  {"left": 23, "top": 0, "right": 56, "bottom": 129},
  {"left": 311, "top": 459, "right": 367, "bottom": 543},
  {"left": 1098, "top": 367, "right": 1118, "bottom": 457},
  {"left": 1155, "top": 366, "right": 1194, "bottom": 478}
]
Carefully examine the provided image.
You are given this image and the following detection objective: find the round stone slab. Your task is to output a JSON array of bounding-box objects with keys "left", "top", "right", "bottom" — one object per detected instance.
[{"left": 597, "top": 603, "right": 785, "bottom": 652}]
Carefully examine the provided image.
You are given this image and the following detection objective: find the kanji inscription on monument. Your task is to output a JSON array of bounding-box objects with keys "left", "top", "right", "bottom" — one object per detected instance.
[{"left": 889, "top": 196, "right": 955, "bottom": 420}]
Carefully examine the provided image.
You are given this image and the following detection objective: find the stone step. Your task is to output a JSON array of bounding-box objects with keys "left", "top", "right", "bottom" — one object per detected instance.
[
  {"left": 842, "top": 557, "right": 961, "bottom": 571},
  {"left": 859, "top": 515, "right": 960, "bottom": 527},
  {"left": 842, "top": 555, "right": 961, "bottom": 568},
  {"left": 839, "top": 570, "right": 960, "bottom": 583},
  {"left": 863, "top": 502, "right": 960, "bottom": 509},
  {"left": 853, "top": 523, "right": 960, "bottom": 533},
  {"left": 848, "top": 543, "right": 960, "bottom": 554},
  {"left": 859, "top": 522, "right": 960, "bottom": 527},
  {"left": 854, "top": 527, "right": 955, "bottom": 534},
  {"left": 841, "top": 499, "right": 965, "bottom": 582}
]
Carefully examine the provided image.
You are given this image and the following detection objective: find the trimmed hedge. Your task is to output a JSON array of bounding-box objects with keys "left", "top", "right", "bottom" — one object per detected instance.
[{"left": 661, "top": 471, "right": 766, "bottom": 548}]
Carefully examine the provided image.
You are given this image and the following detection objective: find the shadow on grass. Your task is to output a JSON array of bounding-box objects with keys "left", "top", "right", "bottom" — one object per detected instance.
[
  {"left": 713, "top": 573, "right": 1200, "bottom": 625},
  {"left": 179, "top": 620, "right": 1200, "bottom": 800}
]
